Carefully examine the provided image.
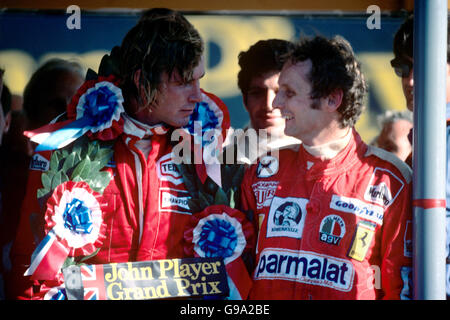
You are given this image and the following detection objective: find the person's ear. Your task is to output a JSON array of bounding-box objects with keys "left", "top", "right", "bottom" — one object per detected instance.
[
  {"left": 326, "top": 88, "right": 344, "bottom": 112},
  {"left": 133, "top": 69, "right": 142, "bottom": 90}
]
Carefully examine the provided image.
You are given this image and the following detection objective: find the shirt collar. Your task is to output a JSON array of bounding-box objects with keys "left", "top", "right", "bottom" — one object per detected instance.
[{"left": 302, "top": 128, "right": 352, "bottom": 160}]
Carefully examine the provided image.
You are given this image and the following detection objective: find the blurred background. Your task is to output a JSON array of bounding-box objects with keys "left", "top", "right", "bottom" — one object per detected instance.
[{"left": 0, "top": 0, "right": 418, "bottom": 143}]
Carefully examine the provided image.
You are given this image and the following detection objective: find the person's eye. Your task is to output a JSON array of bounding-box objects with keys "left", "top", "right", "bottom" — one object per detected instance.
[
  {"left": 248, "top": 88, "right": 264, "bottom": 96},
  {"left": 286, "top": 90, "right": 295, "bottom": 98}
]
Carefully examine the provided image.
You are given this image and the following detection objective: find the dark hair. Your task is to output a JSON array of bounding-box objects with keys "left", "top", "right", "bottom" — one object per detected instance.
[
  {"left": 393, "top": 15, "right": 450, "bottom": 62},
  {"left": 119, "top": 10, "right": 203, "bottom": 112},
  {"left": 139, "top": 8, "right": 179, "bottom": 22},
  {"left": 22, "top": 58, "right": 84, "bottom": 129},
  {"left": 237, "top": 39, "right": 293, "bottom": 97},
  {"left": 287, "top": 35, "right": 367, "bottom": 128}
]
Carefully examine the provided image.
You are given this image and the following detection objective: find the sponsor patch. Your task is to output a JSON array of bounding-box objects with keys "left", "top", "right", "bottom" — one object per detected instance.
[
  {"left": 348, "top": 221, "right": 376, "bottom": 262},
  {"left": 156, "top": 153, "right": 183, "bottom": 185},
  {"left": 158, "top": 188, "right": 191, "bottom": 215},
  {"left": 30, "top": 153, "right": 50, "bottom": 171},
  {"left": 319, "top": 215, "right": 346, "bottom": 245},
  {"left": 403, "top": 220, "right": 412, "bottom": 258},
  {"left": 252, "top": 181, "right": 279, "bottom": 209},
  {"left": 364, "top": 168, "right": 404, "bottom": 208},
  {"left": 255, "top": 248, "right": 355, "bottom": 292},
  {"left": 266, "top": 196, "right": 308, "bottom": 239},
  {"left": 330, "top": 195, "right": 384, "bottom": 226},
  {"left": 257, "top": 156, "right": 279, "bottom": 178}
]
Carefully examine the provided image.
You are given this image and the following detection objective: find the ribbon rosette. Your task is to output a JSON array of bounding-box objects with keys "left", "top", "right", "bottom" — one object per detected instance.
[
  {"left": 25, "top": 181, "right": 107, "bottom": 280},
  {"left": 182, "top": 90, "right": 230, "bottom": 187},
  {"left": 29, "top": 75, "right": 125, "bottom": 152},
  {"left": 184, "top": 204, "right": 254, "bottom": 299}
]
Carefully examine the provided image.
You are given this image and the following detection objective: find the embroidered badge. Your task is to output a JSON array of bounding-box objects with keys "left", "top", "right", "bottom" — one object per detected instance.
[
  {"left": 348, "top": 221, "right": 376, "bottom": 262},
  {"left": 257, "top": 156, "right": 279, "bottom": 178},
  {"left": 319, "top": 215, "right": 346, "bottom": 245},
  {"left": 266, "top": 196, "right": 308, "bottom": 239}
]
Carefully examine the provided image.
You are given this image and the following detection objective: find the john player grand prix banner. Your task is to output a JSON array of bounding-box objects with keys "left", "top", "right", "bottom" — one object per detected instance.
[{"left": 63, "top": 257, "right": 229, "bottom": 300}]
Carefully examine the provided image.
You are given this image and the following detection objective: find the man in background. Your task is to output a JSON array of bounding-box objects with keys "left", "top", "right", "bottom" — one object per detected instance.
[
  {"left": 224, "top": 39, "right": 300, "bottom": 164},
  {"left": 391, "top": 15, "right": 450, "bottom": 299}
]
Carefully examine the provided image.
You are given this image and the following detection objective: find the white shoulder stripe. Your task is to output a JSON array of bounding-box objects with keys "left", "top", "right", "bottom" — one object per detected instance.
[{"left": 365, "top": 145, "right": 412, "bottom": 184}]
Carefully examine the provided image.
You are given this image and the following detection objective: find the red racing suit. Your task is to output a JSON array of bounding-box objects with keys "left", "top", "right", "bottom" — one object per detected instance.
[
  {"left": 241, "top": 130, "right": 413, "bottom": 300},
  {"left": 6, "top": 90, "right": 229, "bottom": 300}
]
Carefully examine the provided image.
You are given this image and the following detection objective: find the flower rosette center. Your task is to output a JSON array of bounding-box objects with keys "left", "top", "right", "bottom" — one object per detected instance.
[
  {"left": 196, "top": 215, "right": 239, "bottom": 262},
  {"left": 77, "top": 81, "right": 124, "bottom": 133},
  {"left": 62, "top": 198, "right": 94, "bottom": 235}
]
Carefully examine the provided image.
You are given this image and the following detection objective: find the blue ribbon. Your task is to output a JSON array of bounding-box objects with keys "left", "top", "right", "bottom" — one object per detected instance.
[
  {"left": 198, "top": 218, "right": 237, "bottom": 258},
  {"left": 63, "top": 198, "right": 93, "bottom": 234},
  {"left": 184, "top": 102, "right": 220, "bottom": 146},
  {"left": 83, "top": 86, "right": 118, "bottom": 127},
  {"left": 35, "top": 117, "right": 91, "bottom": 152}
]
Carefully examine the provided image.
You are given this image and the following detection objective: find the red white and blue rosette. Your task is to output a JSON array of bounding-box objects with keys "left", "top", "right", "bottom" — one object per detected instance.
[
  {"left": 182, "top": 90, "right": 231, "bottom": 187},
  {"left": 24, "top": 181, "right": 107, "bottom": 280},
  {"left": 26, "top": 75, "right": 125, "bottom": 151},
  {"left": 184, "top": 205, "right": 254, "bottom": 300}
]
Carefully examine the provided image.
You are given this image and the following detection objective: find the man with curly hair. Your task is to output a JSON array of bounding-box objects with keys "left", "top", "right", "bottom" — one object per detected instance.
[{"left": 241, "top": 35, "right": 413, "bottom": 299}]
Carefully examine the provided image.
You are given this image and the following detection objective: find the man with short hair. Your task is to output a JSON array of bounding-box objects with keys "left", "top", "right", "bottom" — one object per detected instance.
[
  {"left": 8, "top": 10, "right": 230, "bottom": 299},
  {"left": 241, "top": 35, "right": 413, "bottom": 299},
  {"left": 225, "top": 39, "right": 300, "bottom": 165}
]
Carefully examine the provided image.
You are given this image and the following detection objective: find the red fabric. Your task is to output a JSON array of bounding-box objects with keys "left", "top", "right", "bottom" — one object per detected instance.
[{"left": 241, "top": 130, "right": 413, "bottom": 300}]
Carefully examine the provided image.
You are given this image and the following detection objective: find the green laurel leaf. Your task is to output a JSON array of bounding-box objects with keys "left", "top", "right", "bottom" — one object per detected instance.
[
  {"left": 89, "top": 171, "right": 111, "bottom": 193},
  {"left": 94, "top": 148, "right": 114, "bottom": 168},
  {"left": 71, "top": 157, "right": 92, "bottom": 181},
  {"left": 214, "top": 187, "right": 229, "bottom": 206},
  {"left": 62, "top": 151, "right": 77, "bottom": 173},
  {"left": 41, "top": 172, "right": 52, "bottom": 190}
]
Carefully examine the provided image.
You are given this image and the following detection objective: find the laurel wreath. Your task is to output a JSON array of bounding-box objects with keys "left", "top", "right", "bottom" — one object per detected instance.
[
  {"left": 176, "top": 162, "right": 246, "bottom": 214},
  {"left": 37, "top": 136, "right": 114, "bottom": 202}
]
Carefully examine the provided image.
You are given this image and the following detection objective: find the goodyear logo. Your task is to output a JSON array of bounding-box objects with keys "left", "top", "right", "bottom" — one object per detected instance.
[
  {"left": 330, "top": 195, "right": 384, "bottom": 226},
  {"left": 255, "top": 248, "right": 355, "bottom": 292}
]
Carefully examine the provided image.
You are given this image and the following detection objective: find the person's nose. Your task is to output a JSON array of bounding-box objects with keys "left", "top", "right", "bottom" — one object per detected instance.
[
  {"left": 189, "top": 80, "right": 202, "bottom": 103},
  {"left": 406, "top": 67, "right": 414, "bottom": 87},
  {"left": 272, "top": 91, "right": 284, "bottom": 111}
]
